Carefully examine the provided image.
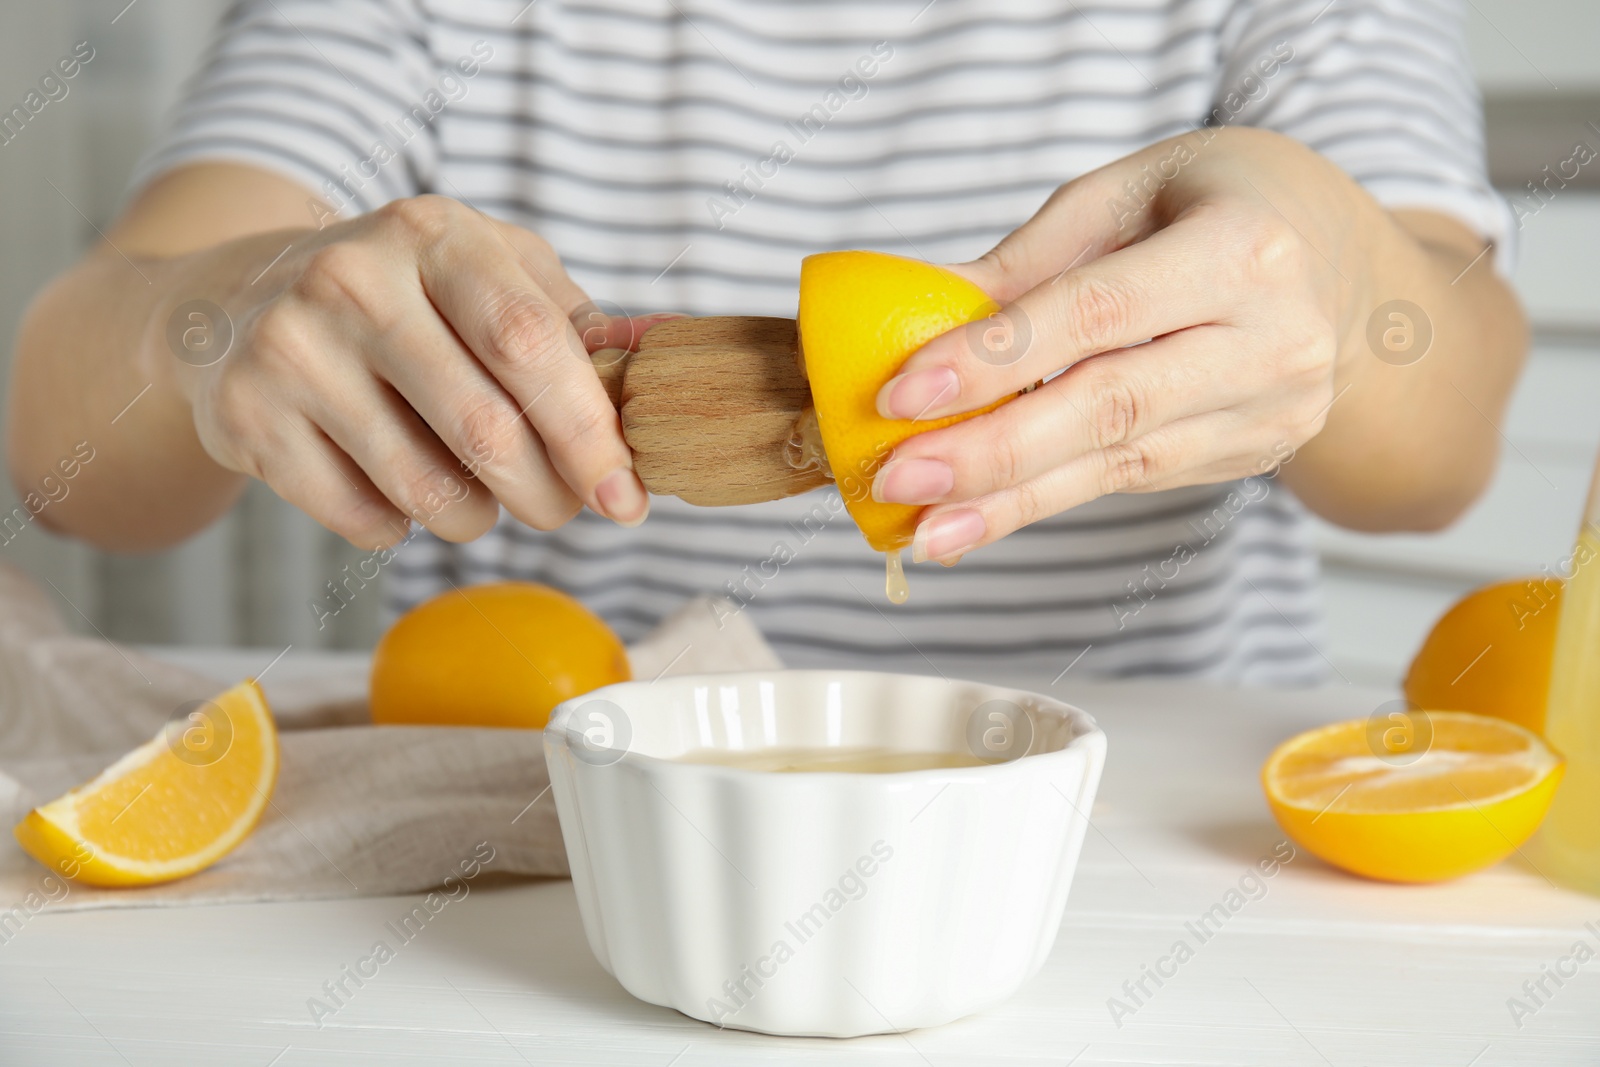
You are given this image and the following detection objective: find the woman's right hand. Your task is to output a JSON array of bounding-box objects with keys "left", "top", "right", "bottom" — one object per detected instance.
[{"left": 166, "top": 194, "right": 662, "bottom": 549}]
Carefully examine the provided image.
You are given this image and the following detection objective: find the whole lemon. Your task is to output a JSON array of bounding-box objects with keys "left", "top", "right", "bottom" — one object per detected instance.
[
  {"left": 1404, "top": 577, "right": 1561, "bottom": 736},
  {"left": 370, "top": 582, "right": 630, "bottom": 729}
]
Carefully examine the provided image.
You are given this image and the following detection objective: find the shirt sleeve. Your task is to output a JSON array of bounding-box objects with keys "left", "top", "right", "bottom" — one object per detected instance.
[
  {"left": 1215, "top": 0, "right": 1514, "bottom": 270},
  {"left": 126, "top": 0, "right": 438, "bottom": 218}
]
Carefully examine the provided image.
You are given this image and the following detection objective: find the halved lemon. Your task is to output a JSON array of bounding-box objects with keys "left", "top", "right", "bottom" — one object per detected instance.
[
  {"left": 14, "top": 679, "right": 279, "bottom": 887},
  {"left": 1262, "top": 711, "right": 1564, "bottom": 883},
  {"left": 798, "top": 250, "right": 1014, "bottom": 552}
]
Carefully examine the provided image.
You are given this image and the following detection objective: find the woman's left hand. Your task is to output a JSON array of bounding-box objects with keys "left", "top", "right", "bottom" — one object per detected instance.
[{"left": 872, "top": 127, "right": 1371, "bottom": 564}]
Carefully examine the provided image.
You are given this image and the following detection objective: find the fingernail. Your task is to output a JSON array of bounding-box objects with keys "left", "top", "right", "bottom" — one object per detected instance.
[
  {"left": 911, "top": 509, "right": 985, "bottom": 564},
  {"left": 876, "top": 367, "right": 959, "bottom": 420},
  {"left": 596, "top": 467, "right": 649, "bottom": 527},
  {"left": 873, "top": 458, "right": 954, "bottom": 504}
]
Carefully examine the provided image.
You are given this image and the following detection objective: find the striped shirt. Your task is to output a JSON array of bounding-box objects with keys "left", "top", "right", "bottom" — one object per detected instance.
[{"left": 135, "top": 0, "right": 1511, "bottom": 683}]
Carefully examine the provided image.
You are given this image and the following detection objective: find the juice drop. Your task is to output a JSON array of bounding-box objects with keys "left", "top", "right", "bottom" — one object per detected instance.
[{"left": 885, "top": 549, "right": 909, "bottom": 604}]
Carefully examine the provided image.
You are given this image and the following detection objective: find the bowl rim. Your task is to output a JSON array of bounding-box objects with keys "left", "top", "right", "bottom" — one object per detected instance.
[{"left": 544, "top": 668, "right": 1103, "bottom": 782}]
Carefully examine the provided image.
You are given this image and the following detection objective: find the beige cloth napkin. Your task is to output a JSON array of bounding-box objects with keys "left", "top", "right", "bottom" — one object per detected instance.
[{"left": 0, "top": 565, "right": 780, "bottom": 912}]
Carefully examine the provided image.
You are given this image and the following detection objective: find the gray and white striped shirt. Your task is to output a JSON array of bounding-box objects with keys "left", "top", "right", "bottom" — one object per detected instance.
[{"left": 135, "top": 0, "right": 1511, "bottom": 683}]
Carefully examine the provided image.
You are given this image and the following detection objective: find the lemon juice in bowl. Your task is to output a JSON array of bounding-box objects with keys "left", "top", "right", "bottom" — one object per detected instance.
[{"left": 1533, "top": 457, "right": 1600, "bottom": 894}]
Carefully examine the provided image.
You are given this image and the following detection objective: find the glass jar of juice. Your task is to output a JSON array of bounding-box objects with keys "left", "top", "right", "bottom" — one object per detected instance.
[{"left": 1533, "top": 456, "right": 1600, "bottom": 894}]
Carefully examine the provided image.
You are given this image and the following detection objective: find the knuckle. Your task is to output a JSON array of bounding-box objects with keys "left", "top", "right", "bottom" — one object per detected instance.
[
  {"left": 205, "top": 354, "right": 250, "bottom": 411},
  {"left": 247, "top": 303, "right": 305, "bottom": 360},
  {"left": 292, "top": 245, "right": 393, "bottom": 329},
  {"left": 986, "top": 428, "right": 1026, "bottom": 490},
  {"left": 1099, "top": 441, "right": 1150, "bottom": 494},
  {"left": 977, "top": 239, "right": 1023, "bottom": 284},
  {"left": 1009, "top": 478, "right": 1051, "bottom": 530},
  {"left": 517, "top": 227, "right": 557, "bottom": 258},
  {"left": 1085, "top": 373, "right": 1141, "bottom": 449},
  {"left": 541, "top": 400, "right": 618, "bottom": 462},
  {"left": 1241, "top": 216, "right": 1302, "bottom": 280},
  {"left": 297, "top": 243, "right": 369, "bottom": 298},
  {"left": 201, "top": 412, "right": 264, "bottom": 479},
  {"left": 1303, "top": 326, "right": 1338, "bottom": 375},
  {"left": 397, "top": 467, "right": 473, "bottom": 525},
  {"left": 206, "top": 368, "right": 263, "bottom": 443},
  {"left": 243, "top": 303, "right": 322, "bottom": 379},
  {"left": 327, "top": 496, "right": 401, "bottom": 547},
  {"left": 1276, "top": 327, "right": 1337, "bottom": 401},
  {"left": 478, "top": 290, "right": 570, "bottom": 371},
  {"left": 457, "top": 395, "right": 522, "bottom": 474},
  {"left": 1065, "top": 276, "right": 1132, "bottom": 354},
  {"left": 378, "top": 194, "right": 458, "bottom": 244}
]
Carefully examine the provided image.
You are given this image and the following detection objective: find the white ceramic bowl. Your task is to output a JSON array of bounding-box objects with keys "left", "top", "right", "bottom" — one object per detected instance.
[{"left": 543, "top": 670, "right": 1106, "bottom": 1038}]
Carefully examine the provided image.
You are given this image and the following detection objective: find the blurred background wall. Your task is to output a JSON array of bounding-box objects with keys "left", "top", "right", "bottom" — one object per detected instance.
[
  {"left": 0, "top": 0, "right": 382, "bottom": 653},
  {"left": 0, "top": 0, "right": 1595, "bottom": 681},
  {"left": 1309, "top": 1, "right": 1600, "bottom": 683}
]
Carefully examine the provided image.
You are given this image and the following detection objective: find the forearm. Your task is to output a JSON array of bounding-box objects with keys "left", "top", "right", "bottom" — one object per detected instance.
[
  {"left": 8, "top": 231, "right": 297, "bottom": 550},
  {"left": 1282, "top": 186, "right": 1526, "bottom": 532}
]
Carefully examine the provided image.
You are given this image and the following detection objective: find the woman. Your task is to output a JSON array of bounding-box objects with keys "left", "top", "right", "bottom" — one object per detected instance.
[{"left": 6, "top": 0, "right": 1523, "bottom": 682}]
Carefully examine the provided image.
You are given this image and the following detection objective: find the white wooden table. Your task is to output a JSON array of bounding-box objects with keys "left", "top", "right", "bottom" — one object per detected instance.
[{"left": 2, "top": 650, "right": 1598, "bottom": 1066}]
